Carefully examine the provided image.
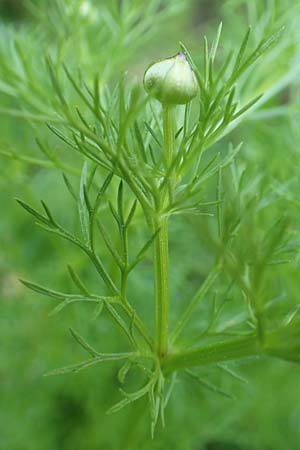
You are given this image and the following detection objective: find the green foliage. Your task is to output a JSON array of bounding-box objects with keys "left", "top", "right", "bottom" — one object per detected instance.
[{"left": 1, "top": 0, "right": 300, "bottom": 449}]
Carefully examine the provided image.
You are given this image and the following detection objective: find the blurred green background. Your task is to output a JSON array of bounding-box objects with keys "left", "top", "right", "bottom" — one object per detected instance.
[{"left": 1, "top": 1, "right": 300, "bottom": 449}]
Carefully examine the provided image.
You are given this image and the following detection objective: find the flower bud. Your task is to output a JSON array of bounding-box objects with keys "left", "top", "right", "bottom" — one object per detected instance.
[{"left": 143, "top": 53, "right": 198, "bottom": 105}]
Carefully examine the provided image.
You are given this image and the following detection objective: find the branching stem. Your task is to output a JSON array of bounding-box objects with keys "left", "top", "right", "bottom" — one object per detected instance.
[
  {"left": 163, "top": 334, "right": 261, "bottom": 374},
  {"left": 162, "top": 105, "right": 175, "bottom": 201},
  {"left": 171, "top": 264, "right": 221, "bottom": 344},
  {"left": 154, "top": 214, "right": 170, "bottom": 357},
  {"left": 154, "top": 105, "right": 175, "bottom": 357}
]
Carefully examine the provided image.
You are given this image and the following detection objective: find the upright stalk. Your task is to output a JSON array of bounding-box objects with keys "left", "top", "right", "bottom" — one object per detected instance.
[
  {"left": 154, "top": 105, "right": 174, "bottom": 358},
  {"left": 162, "top": 105, "right": 175, "bottom": 195},
  {"left": 154, "top": 215, "right": 170, "bottom": 357}
]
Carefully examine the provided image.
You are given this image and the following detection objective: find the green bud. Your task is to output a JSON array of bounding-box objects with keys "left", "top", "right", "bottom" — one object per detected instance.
[{"left": 143, "top": 52, "right": 198, "bottom": 105}]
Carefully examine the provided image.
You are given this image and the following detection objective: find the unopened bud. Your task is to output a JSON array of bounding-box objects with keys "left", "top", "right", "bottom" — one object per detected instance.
[{"left": 143, "top": 53, "right": 198, "bottom": 105}]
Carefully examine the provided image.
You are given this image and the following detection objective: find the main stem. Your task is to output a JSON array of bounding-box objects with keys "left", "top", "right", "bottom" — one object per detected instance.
[
  {"left": 154, "top": 215, "right": 169, "bottom": 357},
  {"left": 155, "top": 105, "right": 174, "bottom": 358}
]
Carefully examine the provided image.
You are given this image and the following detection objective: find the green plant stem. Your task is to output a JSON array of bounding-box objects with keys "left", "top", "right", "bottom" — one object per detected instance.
[
  {"left": 154, "top": 215, "right": 170, "bottom": 357},
  {"left": 120, "top": 222, "right": 129, "bottom": 299},
  {"left": 162, "top": 104, "right": 175, "bottom": 200},
  {"left": 163, "top": 334, "right": 261, "bottom": 374},
  {"left": 170, "top": 264, "right": 221, "bottom": 344},
  {"left": 154, "top": 105, "right": 174, "bottom": 358},
  {"left": 121, "top": 300, "right": 153, "bottom": 349}
]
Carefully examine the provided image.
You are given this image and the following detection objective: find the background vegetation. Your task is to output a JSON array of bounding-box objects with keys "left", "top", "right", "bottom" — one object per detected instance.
[{"left": 1, "top": 1, "right": 300, "bottom": 449}]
